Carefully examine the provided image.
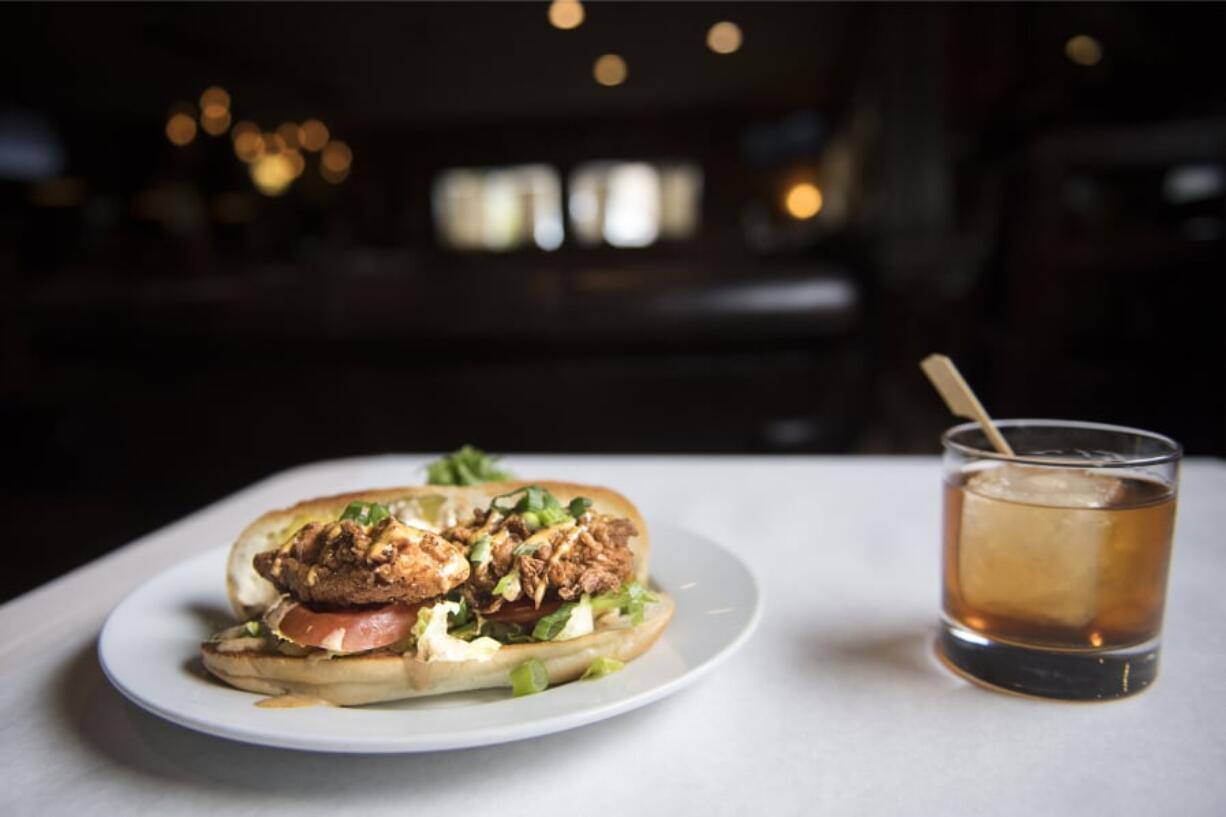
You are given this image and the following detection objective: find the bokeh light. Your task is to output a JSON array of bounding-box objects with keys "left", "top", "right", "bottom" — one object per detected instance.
[
  {"left": 593, "top": 54, "right": 627, "bottom": 87},
  {"left": 299, "top": 119, "right": 329, "bottom": 152},
  {"left": 200, "top": 105, "right": 231, "bottom": 136},
  {"left": 276, "top": 122, "right": 301, "bottom": 151},
  {"left": 249, "top": 154, "right": 295, "bottom": 196},
  {"left": 199, "top": 86, "right": 231, "bottom": 111},
  {"left": 231, "top": 121, "right": 263, "bottom": 162},
  {"left": 784, "top": 182, "right": 823, "bottom": 219},
  {"left": 706, "top": 21, "right": 743, "bottom": 54},
  {"left": 1065, "top": 34, "right": 1103, "bottom": 67},
  {"left": 262, "top": 132, "right": 286, "bottom": 156},
  {"left": 165, "top": 111, "right": 197, "bottom": 146},
  {"left": 548, "top": 0, "right": 584, "bottom": 30},
  {"left": 284, "top": 149, "right": 306, "bottom": 179},
  {"left": 321, "top": 140, "right": 352, "bottom": 173},
  {"left": 321, "top": 164, "right": 350, "bottom": 185}
]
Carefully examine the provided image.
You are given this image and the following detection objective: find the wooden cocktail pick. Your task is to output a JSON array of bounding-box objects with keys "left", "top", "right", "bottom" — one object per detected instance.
[{"left": 920, "top": 354, "right": 1016, "bottom": 457}]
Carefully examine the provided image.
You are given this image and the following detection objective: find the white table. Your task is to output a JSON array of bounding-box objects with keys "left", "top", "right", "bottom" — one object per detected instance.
[{"left": 3, "top": 456, "right": 1224, "bottom": 817}]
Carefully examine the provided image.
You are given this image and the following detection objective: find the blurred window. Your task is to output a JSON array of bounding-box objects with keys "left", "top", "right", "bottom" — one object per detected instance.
[
  {"left": 569, "top": 161, "right": 702, "bottom": 248},
  {"left": 433, "top": 164, "right": 563, "bottom": 251}
]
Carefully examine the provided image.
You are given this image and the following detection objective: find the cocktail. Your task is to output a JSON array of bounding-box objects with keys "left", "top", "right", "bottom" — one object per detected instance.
[{"left": 939, "top": 420, "right": 1180, "bottom": 700}]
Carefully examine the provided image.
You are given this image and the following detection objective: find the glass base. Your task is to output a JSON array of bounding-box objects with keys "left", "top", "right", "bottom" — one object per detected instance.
[{"left": 937, "top": 620, "right": 1160, "bottom": 701}]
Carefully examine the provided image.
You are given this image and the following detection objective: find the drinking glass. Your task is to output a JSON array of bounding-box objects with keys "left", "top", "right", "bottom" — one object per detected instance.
[{"left": 939, "top": 420, "right": 1180, "bottom": 700}]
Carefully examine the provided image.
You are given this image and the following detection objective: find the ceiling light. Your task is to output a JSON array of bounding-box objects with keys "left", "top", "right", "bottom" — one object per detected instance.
[
  {"left": 1065, "top": 35, "right": 1102, "bottom": 67},
  {"left": 593, "top": 54, "right": 627, "bottom": 87},
  {"left": 321, "top": 140, "right": 352, "bottom": 172},
  {"left": 165, "top": 112, "right": 197, "bottom": 147},
  {"left": 199, "top": 86, "right": 231, "bottom": 111},
  {"left": 299, "top": 119, "right": 330, "bottom": 152},
  {"left": 249, "top": 154, "right": 294, "bottom": 196},
  {"left": 548, "top": 0, "right": 584, "bottom": 30},
  {"left": 707, "top": 22, "right": 742, "bottom": 55},
  {"left": 784, "top": 182, "right": 822, "bottom": 219}
]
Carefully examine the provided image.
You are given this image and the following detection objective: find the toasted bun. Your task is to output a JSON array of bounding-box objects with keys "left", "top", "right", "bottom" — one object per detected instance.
[
  {"left": 226, "top": 481, "right": 651, "bottom": 620},
  {"left": 202, "top": 592, "right": 673, "bottom": 706}
]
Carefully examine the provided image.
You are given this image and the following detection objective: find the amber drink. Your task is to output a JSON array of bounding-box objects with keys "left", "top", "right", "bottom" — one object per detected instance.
[{"left": 939, "top": 420, "right": 1180, "bottom": 700}]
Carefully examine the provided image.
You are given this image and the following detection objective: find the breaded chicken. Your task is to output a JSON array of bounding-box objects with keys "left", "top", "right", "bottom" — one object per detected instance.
[{"left": 255, "top": 518, "right": 469, "bottom": 607}]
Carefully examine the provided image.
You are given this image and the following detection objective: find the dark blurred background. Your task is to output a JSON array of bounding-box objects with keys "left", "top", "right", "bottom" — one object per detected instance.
[{"left": 3, "top": 2, "right": 1224, "bottom": 601}]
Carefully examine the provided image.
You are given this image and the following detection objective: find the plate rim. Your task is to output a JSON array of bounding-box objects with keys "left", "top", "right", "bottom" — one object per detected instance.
[{"left": 98, "top": 520, "right": 763, "bottom": 753}]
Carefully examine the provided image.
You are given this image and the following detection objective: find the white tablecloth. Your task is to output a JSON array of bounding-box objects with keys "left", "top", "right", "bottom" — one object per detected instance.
[{"left": 2, "top": 456, "right": 1224, "bottom": 816}]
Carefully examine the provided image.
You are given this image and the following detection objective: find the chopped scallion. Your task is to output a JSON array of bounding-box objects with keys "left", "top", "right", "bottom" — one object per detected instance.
[
  {"left": 510, "top": 659, "right": 549, "bottom": 697},
  {"left": 581, "top": 657, "right": 624, "bottom": 680}
]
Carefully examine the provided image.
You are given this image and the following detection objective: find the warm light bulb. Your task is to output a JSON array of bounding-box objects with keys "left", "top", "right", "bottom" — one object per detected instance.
[
  {"left": 706, "top": 21, "right": 742, "bottom": 55},
  {"left": 785, "top": 183, "right": 823, "bottom": 219},
  {"left": 321, "top": 164, "right": 350, "bottom": 184},
  {"left": 1065, "top": 34, "right": 1103, "bottom": 67},
  {"left": 165, "top": 112, "right": 197, "bottom": 146},
  {"left": 277, "top": 122, "right": 301, "bottom": 150},
  {"left": 199, "top": 86, "right": 231, "bottom": 111},
  {"left": 250, "top": 154, "right": 294, "bottom": 196},
  {"left": 593, "top": 54, "right": 627, "bottom": 87},
  {"left": 284, "top": 149, "right": 305, "bottom": 179},
  {"left": 299, "top": 119, "right": 330, "bottom": 152},
  {"left": 200, "top": 104, "right": 231, "bottom": 136},
  {"left": 548, "top": 0, "right": 584, "bottom": 30},
  {"left": 262, "top": 132, "right": 286, "bottom": 156},
  {"left": 231, "top": 121, "right": 263, "bottom": 163},
  {"left": 321, "top": 140, "right": 352, "bottom": 172}
]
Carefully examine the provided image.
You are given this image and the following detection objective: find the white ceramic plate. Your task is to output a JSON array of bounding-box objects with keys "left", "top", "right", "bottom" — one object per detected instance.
[{"left": 98, "top": 521, "right": 761, "bottom": 753}]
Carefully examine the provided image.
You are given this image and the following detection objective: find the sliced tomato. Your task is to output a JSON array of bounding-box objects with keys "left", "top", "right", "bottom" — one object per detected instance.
[
  {"left": 483, "top": 598, "right": 562, "bottom": 625},
  {"left": 269, "top": 599, "right": 423, "bottom": 653}
]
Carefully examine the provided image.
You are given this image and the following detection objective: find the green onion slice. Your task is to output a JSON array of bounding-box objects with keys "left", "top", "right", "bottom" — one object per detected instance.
[
  {"left": 469, "top": 534, "right": 492, "bottom": 567},
  {"left": 425, "top": 445, "right": 514, "bottom": 486},
  {"left": 510, "top": 659, "right": 550, "bottom": 697},
  {"left": 591, "top": 581, "right": 659, "bottom": 625},
  {"left": 492, "top": 569, "right": 520, "bottom": 599},
  {"left": 339, "top": 500, "right": 391, "bottom": 526},
  {"left": 581, "top": 657, "right": 624, "bottom": 680}
]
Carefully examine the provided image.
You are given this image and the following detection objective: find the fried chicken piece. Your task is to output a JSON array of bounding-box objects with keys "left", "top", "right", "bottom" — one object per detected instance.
[
  {"left": 445, "top": 509, "right": 637, "bottom": 607},
  {"left": 255, "top": 518, "right": 469, "bottom": 607}
]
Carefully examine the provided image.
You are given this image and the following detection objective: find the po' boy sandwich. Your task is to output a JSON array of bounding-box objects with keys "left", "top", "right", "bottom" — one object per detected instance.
[{"left": 202, "top": 478, "right": 673, "bottom": 705}]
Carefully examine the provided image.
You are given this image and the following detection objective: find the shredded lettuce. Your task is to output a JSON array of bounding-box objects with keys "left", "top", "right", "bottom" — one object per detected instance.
[
  {"left": 414, "top": 601, "right": 501, "bottom": 663},
  {"left": 531, "top": 603, "right": 576, "bottom": 641},
  {"left": 339, "top": 500, "right": 390, "bottom": 526},
  {"left": 447, "top": 617, "right": 482, "bottom": 641},
  {"left": 426, "top": 446, "right": 514, "bottom": 486},
  {"left": 446, "top": 594, "right": 472, "bottom": 629},
  {"left": 581, "top": 657, "right": 624, "bottom": 679},
  {"left": 510, "top": 659, "right": 549, "bottom": 697},
  {"left": 591, "top": 581, "right": 659, "bottom": 625},
  {"left": 532, "top": 595, "right": 594, "bottom": 641},
  {"left": 481, "top": 620, "right": 536, "bottom": 644}
]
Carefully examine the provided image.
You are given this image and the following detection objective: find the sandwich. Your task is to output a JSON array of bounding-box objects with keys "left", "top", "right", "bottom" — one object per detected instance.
[{"left": 202, "top": 462, "right": 673, "bottom": 706}]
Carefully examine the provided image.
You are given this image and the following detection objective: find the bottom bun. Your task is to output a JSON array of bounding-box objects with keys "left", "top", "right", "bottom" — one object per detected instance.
[{"left": 201, "top": 593, "right": 674, "bottom": 706}]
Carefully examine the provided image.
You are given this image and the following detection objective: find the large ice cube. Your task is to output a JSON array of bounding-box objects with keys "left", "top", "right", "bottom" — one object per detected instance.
[
  {"left": 959, "top": 465, "right": 1122, "bottom": 631},
  {"left": 968, "top": 464, "right": 1124, "bottom": 509}
]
